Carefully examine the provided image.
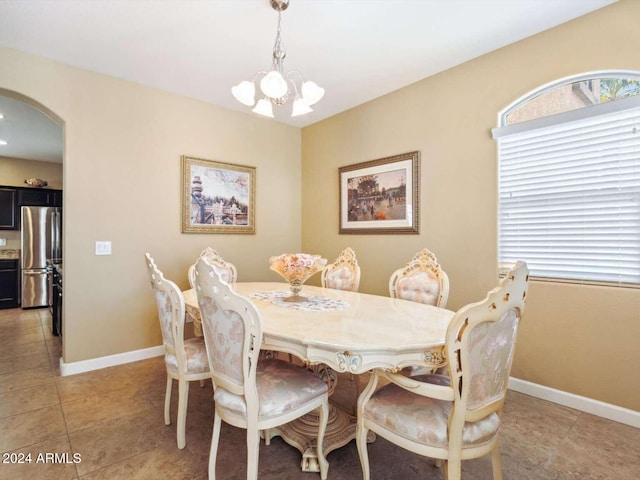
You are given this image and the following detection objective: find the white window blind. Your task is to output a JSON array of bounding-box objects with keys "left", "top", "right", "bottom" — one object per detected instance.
[{"left": 495, "top": 97, "right": 640, "bottom": 287}]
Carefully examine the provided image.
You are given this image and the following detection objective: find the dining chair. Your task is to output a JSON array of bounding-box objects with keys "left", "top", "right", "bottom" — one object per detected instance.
[
  {"left": 389, "top": 248, "right": 449, "bottom": 308},
  {"left": 188, "top": 247, "right": 237, "bottom": 289},
  {"left": 194, "top": 256, "right": 330, "bottom": 480},
  {"left": 389, "top": 249, "right": 450, "bottom": 376},
  {"left": 144, "top": 253, "right": 210, "bottom": 449},
  {"left": 321, "top": 247, "right": 361, "bottom": 292},
  {"left": 320, "top": 247, "right": 364, "bottom": 396},
  {"left": 357, "top": 261, "right": 529, "bottom": 480}
]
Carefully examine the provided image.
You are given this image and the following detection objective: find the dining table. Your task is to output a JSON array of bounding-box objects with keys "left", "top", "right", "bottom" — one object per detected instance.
[{"left": 182, "top": 281, "right": 454, "bottom": 473}]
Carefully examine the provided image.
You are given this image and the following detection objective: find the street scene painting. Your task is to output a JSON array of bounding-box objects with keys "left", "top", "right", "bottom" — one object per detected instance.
[
  {"left": 181, "top": 156, "right": 255, "bottom": 234},
  {"left": 339, "top": 151, "right": 419, "bottom": 234}
]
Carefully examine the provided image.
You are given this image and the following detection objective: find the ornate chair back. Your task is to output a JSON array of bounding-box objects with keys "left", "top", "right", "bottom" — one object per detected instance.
[
  {"left": 321, "top": 247, "right": 361, "bottom": 292},
  {"left": 146, "top": 253, "right": 187, "bottom": 371},
  {"left": 389, "top": 249, "right": 449, "bottom": 307},
  {"left": 188, "top": 247, "right": 237, "bottom": 289},
  {"left": 194, "top": 257, "right": 260, "bottom": 401}
]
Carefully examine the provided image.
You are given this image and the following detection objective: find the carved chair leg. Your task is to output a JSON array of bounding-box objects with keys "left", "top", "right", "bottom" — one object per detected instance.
[
  {"left": 209, "top": 413, "right": 222, "bottom": 480},
  {"left": 164, "top": 375, "right": 172, "bottom": 426},
  {"left": 246, "top": 428, "right": 260, "bottom": 480},
  {"left": 356, "top": 422, "right": 371, "bottom": 480},
  {"left": 491, "top": 443, "right": 503, "bottom": 480},
  {"left": 316, "top": 401, "right": 329, "bottom": 480},
  {"left": 176, "top": 378, "right": 189, "bottom": 449}
]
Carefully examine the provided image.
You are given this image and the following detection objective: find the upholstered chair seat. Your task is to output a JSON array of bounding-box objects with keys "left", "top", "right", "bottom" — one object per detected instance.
[
  {"left": 164, "top": 337, "right": 209, "bottom": 375},
  {"left": 362, "top": 375, "right": 501, "bottom": 449},
  {"left": 214, "top": 358, "right": 328, "bottom": 419}
]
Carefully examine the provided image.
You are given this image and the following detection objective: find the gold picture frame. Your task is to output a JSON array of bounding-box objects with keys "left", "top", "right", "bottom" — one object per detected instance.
[
  {"left": 181, "top": 155, "right": 256, "bottom": 234},
  {"left": 339, "top": 151, "right": 420, "bottom": 234}
]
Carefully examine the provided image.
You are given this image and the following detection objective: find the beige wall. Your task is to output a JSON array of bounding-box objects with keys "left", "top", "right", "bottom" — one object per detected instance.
[
  {"left": 0, "top": 156, "right": 63, "bottom": 189},
  {"left": 301, "top": 0, "right": 640, "bottom": 411},
  {"left": 0, "top": 46, "right": 302, "bottom": 363}
]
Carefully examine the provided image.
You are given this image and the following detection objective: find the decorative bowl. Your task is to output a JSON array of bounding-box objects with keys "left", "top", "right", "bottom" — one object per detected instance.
[{"left": 269, "top": 253, "right": 327, "bottom": 302}]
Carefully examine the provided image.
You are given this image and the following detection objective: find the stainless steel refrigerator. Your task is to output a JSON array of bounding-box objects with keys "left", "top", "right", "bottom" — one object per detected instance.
[{"left": 21, "top": 206, "right": 62, "bottom": 308}]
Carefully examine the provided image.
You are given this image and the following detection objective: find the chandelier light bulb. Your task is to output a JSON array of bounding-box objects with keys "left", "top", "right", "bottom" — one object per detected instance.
[
  {"left": 260, "top": 71, "right": 288, "bottom": 99},
  {"left": 252, "top": 98, "right": 274, "bottom": 118},
  {"left": 231, "top": 81, "right": 256, "bottom": 106},
  {"left": 291, "top": 97, "right": 313, "bottom": 117},
  {"left": 301, "top": 81, "right": 325, "bottom": 106}
]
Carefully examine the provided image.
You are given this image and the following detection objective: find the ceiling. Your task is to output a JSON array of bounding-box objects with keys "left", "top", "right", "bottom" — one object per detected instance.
[{"left": 0, "top": 0, "right": 616, "bottom": 164}]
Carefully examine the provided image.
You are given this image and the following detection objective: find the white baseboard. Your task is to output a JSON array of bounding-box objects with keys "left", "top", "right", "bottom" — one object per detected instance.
[
  {"left": 59, "top": 345, "right": 164, "bottom": 376},
  {"left": 509, "top": 377, "right": 639, "bottom": 429}
]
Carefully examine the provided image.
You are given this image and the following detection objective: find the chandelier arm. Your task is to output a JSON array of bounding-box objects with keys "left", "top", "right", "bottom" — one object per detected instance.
[
  {"left": 287, "top": 76, "right": 300, "bottom": 95},
  {"left": 285, "top": 70, "right": 305, "bottom": 81}
]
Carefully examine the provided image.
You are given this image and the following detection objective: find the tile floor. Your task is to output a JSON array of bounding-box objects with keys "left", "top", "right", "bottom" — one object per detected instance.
[{"left": 1, "top": 307, "right": 639, "bottom": 479}]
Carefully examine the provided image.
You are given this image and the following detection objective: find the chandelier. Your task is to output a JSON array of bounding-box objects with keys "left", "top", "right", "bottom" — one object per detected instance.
[{"left": 231, "top": 0, "right": 324, "bottom": 118}]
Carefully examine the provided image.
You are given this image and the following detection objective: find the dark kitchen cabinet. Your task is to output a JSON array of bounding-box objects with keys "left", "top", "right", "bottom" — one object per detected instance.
[
  {"left": 0, "top": 259, "right": 20, "bottom": 309},
  {"left": 51, "top": 190, "right": 63, "bottom": 207},
  {"left": 0, "top": 186, "right": 63, "bottom": 230},
  {"left": 18, "top": 188, "right": 58, "bottom": 207},
  {"left": 0, "top": 188, "right": 18, "bottom": 230}
]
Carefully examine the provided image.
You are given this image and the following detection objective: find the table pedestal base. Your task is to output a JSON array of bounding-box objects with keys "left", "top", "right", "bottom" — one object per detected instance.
[{"left": 265, "top": 403, "right": 374, "bottom": 473}]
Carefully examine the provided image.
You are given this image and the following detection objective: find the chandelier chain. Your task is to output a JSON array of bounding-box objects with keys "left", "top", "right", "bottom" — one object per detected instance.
[{"left": 272, "top": 8, "right": 286, "bottom": 70}]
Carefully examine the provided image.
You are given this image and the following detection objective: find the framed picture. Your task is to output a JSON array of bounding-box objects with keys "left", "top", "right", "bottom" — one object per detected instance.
[
  {"left": 339, "top": 151, "right": 420, "bottom": 234},
  {"left": 181, "top": 156, "right": 256, "bottom": 234}
]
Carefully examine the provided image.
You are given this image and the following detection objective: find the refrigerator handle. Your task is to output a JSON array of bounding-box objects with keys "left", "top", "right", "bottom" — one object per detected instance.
[
  {"left": 51, "top": 210, "right": 61, "bottom": 260},
  {"left": 52, "top": 211, "right": 57, "bottom": 257}
]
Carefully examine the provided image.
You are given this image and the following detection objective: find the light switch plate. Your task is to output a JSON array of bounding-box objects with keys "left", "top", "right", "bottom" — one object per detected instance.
[
  {"left": 95, "top": 241, "right": 112, "bottom": 255},
  {"left": 0, "top": 238, "right": 6, "bottom": 246}
]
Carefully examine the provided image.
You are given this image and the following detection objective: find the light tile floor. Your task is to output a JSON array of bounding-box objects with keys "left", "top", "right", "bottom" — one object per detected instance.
[{"left": 0, "top": 307, "right": 638, "bottom": 479}]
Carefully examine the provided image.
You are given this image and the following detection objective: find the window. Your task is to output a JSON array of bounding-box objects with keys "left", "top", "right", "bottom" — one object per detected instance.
[{"left": 493, "top": 72, "right": 640, "bottom": 287}]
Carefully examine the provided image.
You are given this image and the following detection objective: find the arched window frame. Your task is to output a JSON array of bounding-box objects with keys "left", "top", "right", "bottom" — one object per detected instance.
[{"left": 492, "top": 70, "right": 640, "bottom": 288}]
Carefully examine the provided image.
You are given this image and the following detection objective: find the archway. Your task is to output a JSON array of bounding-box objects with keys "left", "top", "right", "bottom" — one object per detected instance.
[{"left": 0, "top": 88, "right": 65, "bottom": 351}]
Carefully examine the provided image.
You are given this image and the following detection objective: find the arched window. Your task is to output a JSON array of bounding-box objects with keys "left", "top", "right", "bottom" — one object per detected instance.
[{"left": 492, "top": 71, "right": 640, "bottom": 287}]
